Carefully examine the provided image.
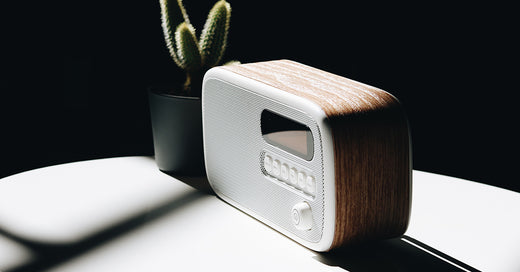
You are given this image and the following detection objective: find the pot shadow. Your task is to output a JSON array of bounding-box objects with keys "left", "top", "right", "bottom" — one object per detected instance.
[
  {"left": 315, "top": 235, "right": 480, "bottom": 272},
  {"left": 160, "top": 171, "right": 214, "bottom": 194},
  {"left": 0, "top": 182, "right": 208, "bottom": 272}
]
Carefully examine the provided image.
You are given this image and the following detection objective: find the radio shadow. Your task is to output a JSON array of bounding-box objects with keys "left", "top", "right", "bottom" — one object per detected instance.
[
  {"left": 166, "top": 173, "right": 480, "bottom": 271},
  {"left": 315, "top": 235, "right": 480, "bottom": 272}
]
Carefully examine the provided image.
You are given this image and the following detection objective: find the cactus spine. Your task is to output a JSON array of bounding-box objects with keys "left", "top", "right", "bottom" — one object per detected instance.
[{"left": 160, "top": 0, "right": 233, "bottom": 96}]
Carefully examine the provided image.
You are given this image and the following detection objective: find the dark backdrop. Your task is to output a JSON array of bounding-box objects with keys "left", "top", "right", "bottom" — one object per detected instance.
[{"left": 2, "top": 1, "right": 518, "bottom": 192}]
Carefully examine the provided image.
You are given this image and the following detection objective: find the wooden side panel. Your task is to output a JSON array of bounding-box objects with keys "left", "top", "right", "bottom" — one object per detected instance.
[
  {"left": 222, "top": 60, "right": 411, "bottom": 250},
  {"left": 328, "top": 107, "right": 411, "bottom": 248}
]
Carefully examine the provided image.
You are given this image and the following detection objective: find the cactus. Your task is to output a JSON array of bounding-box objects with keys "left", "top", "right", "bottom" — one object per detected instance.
[
  {"left": 175, "top": 22, "right": 202, "bottom": 73},
  {"left": 199, "top": 1, "right": 231, "bottom": 68},
  {"left": 160, "top": 0, "right": 234, "bottom": 96}
]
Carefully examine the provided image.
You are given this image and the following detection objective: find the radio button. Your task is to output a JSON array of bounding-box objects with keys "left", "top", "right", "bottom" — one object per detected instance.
[
  {"left": 292, "top": 202, "right": 313, "bottom": 230},
  {"left": 280, "top": 163, "right": 289, "bottom": 180},
  {"left": 297, "top": 172, "right": 307, "bottom": 188},
  {"left": 263, "top": 152, "right": 315, "bottom": 197},
  {"left": 264, "top": 155, "right": 272, "bottom": 174},
  {"left": 272, "top": 159, "right": 281, "bottom": 177},
  {"left": 306, "top": 175, "right": 316, "bottom": 194},
  {"left": 289, "top": 168, "right": 298, "bottom": 185}
]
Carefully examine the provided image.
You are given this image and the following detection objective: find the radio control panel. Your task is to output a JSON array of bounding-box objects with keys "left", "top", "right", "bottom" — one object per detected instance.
[{"left": 262, "top": 152, "right": 316, "bottom": 197}]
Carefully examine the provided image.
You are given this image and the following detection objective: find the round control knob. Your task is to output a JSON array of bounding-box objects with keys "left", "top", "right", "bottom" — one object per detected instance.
[{"left": 291, "top": 202, "right": 313, "bottom": 230}]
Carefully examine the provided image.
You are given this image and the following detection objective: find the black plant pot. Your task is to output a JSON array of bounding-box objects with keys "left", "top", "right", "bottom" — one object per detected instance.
[{"left": 148, "top": 89, "right": 205, "bottom": 175}]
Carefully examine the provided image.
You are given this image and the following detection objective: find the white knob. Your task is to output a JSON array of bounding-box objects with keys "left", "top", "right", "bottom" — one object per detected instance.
[{"left": 291, "top": 202, "right": 313, "bottom": 230}]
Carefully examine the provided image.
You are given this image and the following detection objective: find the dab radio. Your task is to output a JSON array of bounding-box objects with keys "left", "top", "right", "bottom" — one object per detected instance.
[{"left": 202, "top": 60, "right": 411, "bottom": 251}]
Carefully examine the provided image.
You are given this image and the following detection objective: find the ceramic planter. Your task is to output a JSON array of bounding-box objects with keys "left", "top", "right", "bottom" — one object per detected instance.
[{"left": 148, "top": 89, "right": 205, "bottom": 175}]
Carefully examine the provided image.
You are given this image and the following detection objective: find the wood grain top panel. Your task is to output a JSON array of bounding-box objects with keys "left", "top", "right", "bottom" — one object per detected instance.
[{"left": 222, "top": 59, "right": 400, "bottom": 117}]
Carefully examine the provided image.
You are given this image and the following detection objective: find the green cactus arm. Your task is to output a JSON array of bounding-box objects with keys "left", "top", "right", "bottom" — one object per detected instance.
[
  {"left": 223, "top": 60, "right": 240, "bottom": 66},
  {"left": 160, "top": 0, "right": 190, "bottom": 67},
  {"left": 175, "top": 22, "right": 202, "bottom": 72},
  {"left": 199, "top": 0, "right": 231, "bottom": 68}
]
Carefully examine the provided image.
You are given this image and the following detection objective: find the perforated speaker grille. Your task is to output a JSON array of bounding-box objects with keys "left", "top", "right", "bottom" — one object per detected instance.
[{"left": 203, "top": 78, "right": 325, "bottom": 242}]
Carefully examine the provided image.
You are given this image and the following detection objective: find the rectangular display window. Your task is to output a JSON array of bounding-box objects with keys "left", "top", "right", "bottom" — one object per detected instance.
[{"left": 261, "top": 110, "right": 314, "bottom": 161}]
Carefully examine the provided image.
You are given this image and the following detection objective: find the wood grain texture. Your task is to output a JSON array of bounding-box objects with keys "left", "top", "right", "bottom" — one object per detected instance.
[{"left": 222, "top": 60, "right": 411, "bottom": 250}]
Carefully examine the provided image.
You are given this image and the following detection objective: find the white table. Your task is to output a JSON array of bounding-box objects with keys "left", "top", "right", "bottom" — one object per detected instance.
[{"left": 0, "top": 156, "right": 518, "bottom": 272}]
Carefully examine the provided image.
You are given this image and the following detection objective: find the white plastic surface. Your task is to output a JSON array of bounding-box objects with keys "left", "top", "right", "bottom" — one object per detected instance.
[
  {"left": 202, "top": 68, "right": 337, "bottom": 251},
  {"left": 0, "top": 156, "right": 519, "bottom": 271}
]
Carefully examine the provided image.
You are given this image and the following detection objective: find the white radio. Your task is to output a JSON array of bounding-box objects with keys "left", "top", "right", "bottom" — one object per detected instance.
[{"left": 202, "top": 60, "right": 411, "bottom": 251}]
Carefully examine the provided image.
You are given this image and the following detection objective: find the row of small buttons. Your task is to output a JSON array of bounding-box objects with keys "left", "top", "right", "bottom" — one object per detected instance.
[{"left": 263, "top": 154, "right": 316, "bottom": 196}]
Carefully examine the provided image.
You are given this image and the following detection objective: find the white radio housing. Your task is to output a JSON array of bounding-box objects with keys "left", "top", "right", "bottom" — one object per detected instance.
[{"left": 202, "top": 60, "right": 411, "bottom": 251}]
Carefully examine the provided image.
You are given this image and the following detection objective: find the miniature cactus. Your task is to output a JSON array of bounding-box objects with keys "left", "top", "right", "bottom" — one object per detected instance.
[
  {"left": 175, "top": 22, "right": 202, "bottom": 73},
  {"left": 160, "top": 0, "right": 233, "bottom": 96}
]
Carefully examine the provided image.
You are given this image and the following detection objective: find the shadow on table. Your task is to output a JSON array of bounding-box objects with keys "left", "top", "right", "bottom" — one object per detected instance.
[
  {"left": 161, "top": 171, "right": 214, "bottom": 194},
  {"left": 0, "top": 176, "right": 210, "bottom": 272},
  {"left": 2, "top": 173, "right": 480, "bottom": 272},
  {"left": 316, "top": 235, "right": 480, "bottom": 272}
]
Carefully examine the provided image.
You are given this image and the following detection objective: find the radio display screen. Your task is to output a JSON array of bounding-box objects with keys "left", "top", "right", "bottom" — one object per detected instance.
[{"left": 261, "top": 110, "right": 314, "bottom": 161}]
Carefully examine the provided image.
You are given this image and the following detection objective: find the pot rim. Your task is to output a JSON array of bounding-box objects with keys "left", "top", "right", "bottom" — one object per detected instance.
[{"left": 148, "top": 87, "right": 201, "bottom": 100}]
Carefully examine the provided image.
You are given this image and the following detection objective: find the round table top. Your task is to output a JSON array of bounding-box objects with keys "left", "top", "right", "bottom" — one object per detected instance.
[{"left": 0, "top": 156, "right": 518, "bottom": 271}]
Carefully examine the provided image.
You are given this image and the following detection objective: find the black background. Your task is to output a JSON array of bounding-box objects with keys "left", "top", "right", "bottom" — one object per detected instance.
[{"left": 2, "top": 1, "right": 518, "bottom": 192}]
